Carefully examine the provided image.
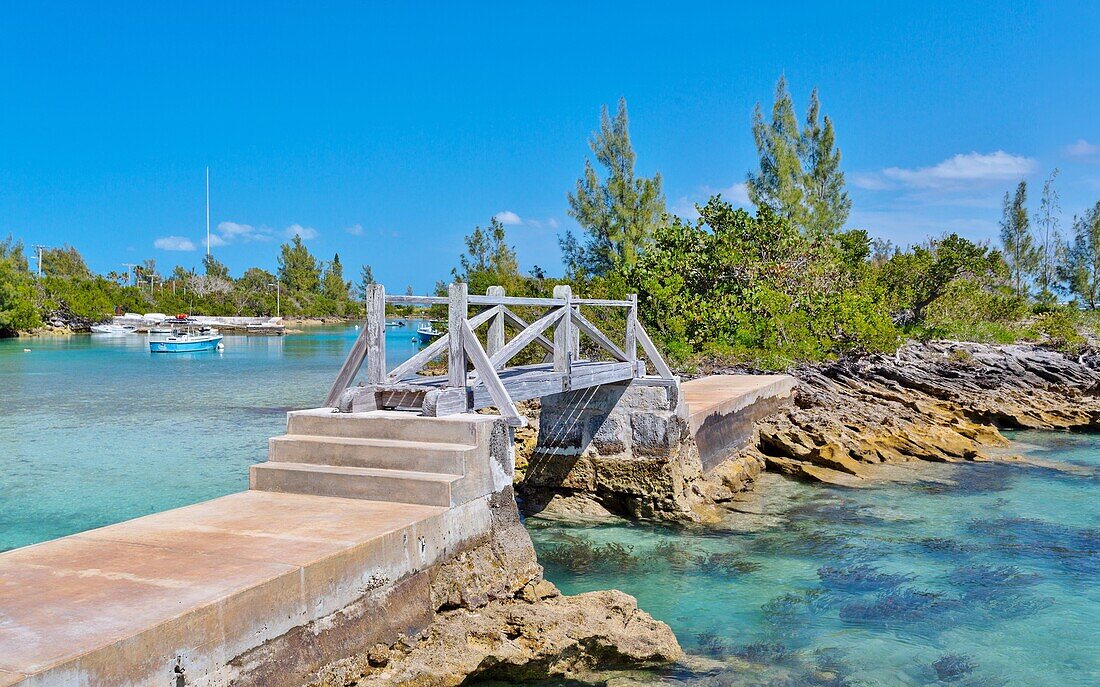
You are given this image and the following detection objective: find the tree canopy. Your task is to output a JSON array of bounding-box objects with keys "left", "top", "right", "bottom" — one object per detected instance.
[{"left": 562, "top": 98, "right": 665, "bottom": 277}]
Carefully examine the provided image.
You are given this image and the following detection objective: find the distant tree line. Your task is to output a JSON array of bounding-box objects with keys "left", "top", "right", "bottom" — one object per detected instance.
[{"left": 0, "top": 233, "right": 384, "bottom": 335}]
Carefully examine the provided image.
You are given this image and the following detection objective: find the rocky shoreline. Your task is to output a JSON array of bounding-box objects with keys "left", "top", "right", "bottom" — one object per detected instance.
[{"left": 712, "top": 341, "right": 1100, "bottom": 488}]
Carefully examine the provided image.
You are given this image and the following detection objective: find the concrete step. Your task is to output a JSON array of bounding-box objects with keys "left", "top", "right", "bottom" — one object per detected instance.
[
  {"left": 287, "top": 408, "right": 490, "bottom": 446},
  {"left": 249, "top": 462, "right": 458, "bottom": 507},
  {"left": 269, "top": 435, "right": 469, "bottom": 475}
]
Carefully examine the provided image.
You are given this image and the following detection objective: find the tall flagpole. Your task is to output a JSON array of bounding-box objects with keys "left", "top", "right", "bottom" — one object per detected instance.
[{"left": 205, "top": 166, "right": 211, "bottom": 256}]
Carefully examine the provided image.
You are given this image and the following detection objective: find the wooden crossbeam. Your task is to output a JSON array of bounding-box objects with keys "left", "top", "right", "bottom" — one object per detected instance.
[
  {"left": 570, "top": 308, "right": 628, "bottom": 362},
  {"left": 499, "top": 307, "right": 555, "bottom": 354},
  {"left": 387, "top": 306, "right": 499, "bottom": 382},
  {"left": 634, "top": 320, "right": 675, "bottom": 379},
  {"left": 462, "top": 320, "right": 526, "bottom": 427},
  {"left": 488, "top": 306, "right": 565, "bottom": 370}
]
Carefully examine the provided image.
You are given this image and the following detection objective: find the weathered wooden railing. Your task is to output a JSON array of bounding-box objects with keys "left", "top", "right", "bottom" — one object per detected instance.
[{"left": 325, "top": 283, "right": 674, "bottom": 427}]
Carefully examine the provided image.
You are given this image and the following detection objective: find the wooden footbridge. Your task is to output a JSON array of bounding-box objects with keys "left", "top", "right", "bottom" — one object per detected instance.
[{"left": 324, "top": 283, "right": 675, "bottom": 426}]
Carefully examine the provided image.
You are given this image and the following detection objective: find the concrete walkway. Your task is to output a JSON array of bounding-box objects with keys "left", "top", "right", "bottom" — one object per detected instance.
[
  {"left": 0, "top": 491, "right": 447, "bottom": 686},
  {"left": 681, "top": 374, "right": 797, "bottom": 470}
]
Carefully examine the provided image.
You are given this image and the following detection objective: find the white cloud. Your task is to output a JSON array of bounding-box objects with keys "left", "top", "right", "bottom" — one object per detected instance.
[
  {"left": 672, "top": 181, "right": 752, "bottom": 220},
  {"left": 715, "top": 182, "right": 751, "bottom": 205},
  {"left": 285, "top": 224, "right": 318, "bottom": 240},
  {"left": 216, "top": 221, "right": 272, "bottom": 243},
  {"left": 345, "top": 224, "right": 364, "bottom": 236},
  {"left": 1066, "top": 139, "right": 1100, "bottom": 158},
  {"left": 494, "top": 210, "right": 523, "bottom": 226},
  {"left": 153, "top": 236, "right": 196, "bottom": 251},
  {"left": 206, "top": 233, "right": 227, "bottom": 248},
  {"left": 852, "top": 173, "right": 894, "bottom": 191},
  {"left": 859, "top": 151, "right": 1035, "bottom": 191}
]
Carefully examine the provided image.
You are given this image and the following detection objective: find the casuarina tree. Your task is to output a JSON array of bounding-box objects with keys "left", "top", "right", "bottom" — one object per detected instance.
[{"left": 562, "top": 98, "right": 665, "bottom": 277}]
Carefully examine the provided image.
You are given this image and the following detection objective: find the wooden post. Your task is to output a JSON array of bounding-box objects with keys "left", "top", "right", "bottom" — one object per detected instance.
[
  {"left": 626, "top": 293, "right": 638, "bottom": 371},
  {"left": 571, "top": 306, "right": 580, "bottom": 360},
  {"left": 447, "top": 282, "right": 468, "bottom": 390},
  {"left": 553, "top": 284, "right": 572, "bottom": 375},
  {"left": 365, "top": 284, "right": 386, "bottom": 384},
  {"left": 487, "top": 286, "right": 505, "bottom": 358}
]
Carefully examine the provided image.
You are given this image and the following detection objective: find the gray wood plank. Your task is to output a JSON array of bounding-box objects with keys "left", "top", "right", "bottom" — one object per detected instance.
[
  {"left": 553, "top": 285, "right": 572, "bottom": 376},
  {"left": 386, "top": 307, "right": 498, "bottom": 382},
  {"left": 364, "top": 284, "right": 386, "bottom": 384},
  {"left": 486, "top": 286, "right": 505, "bottom": 357},
  {"left": 635, "top": 320, "right": 675, "bottom": 379},
  {"left": 489, "top": 307, "right": 565, "bottom": 370},
  {"left": 571, "top": 308, "right": 628, "bottom": 362},
  {"left": 447, "top": 282, "right": 468, "bottom": 389},
  {"left": 626, "top": 294, "right": 637, "bottom": 363},
  {"left": 462, "top": 321, "right": 526, "bottom": 427},
  {"left": 500, "top": 307, "right": 555, "bottom": 354}
]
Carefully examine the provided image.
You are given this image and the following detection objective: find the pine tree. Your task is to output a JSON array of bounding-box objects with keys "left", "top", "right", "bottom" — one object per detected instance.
[
  {"left": 800, "top": 88, "right": 850, "bottom": 236},
  {"left": 1034, "top": 169, "right": 1064, "bottom": 303},
  {"left": 322, "top": 253, "right": 350, "bottom": 301},
  {"left": 748, "top": 78, "right": 850, "bottom": 236},
  {"left": 1063, "top": 201, "right": 1100, "bottom": 309},
  {"left": 999, "top": 181, "right": 1038, "bottom": 298},
  {"left": 747, "top": 76, "right": 805, "bottom": 225},
  {"left": 277, "top": 235, "right": 321, "bottom": 292},
  {"left": 563, "top": 98, "right": 665, "bottom": 276},
  {"left": 357, "top": 264, "right": 376, "bottom": 298},
  {"left": 456, "top": 217, "right": 521, "bottom": 293}
]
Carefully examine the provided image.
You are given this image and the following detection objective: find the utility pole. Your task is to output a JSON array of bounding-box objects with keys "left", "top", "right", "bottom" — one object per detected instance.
[
  {"left": 122, "top": 263, "right": 138, "bottom": 286},
  {"left": 32, "top": 245, "right": 52, "bottom": 277}
]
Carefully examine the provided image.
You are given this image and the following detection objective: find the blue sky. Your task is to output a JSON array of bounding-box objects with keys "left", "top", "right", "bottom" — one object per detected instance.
[{"left": 1, "top": 1, "right": 1098, "bottom": 292}]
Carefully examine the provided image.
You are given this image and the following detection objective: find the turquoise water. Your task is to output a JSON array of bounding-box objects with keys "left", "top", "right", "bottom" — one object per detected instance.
[
  {"left": 2, "top": 331, "right": 1098, "bottom": 685},
  {"left": 528, "top": 433, "right": 1100, "bottom": 686},
  {"left": 0, "top": 322, "right": 425, "bottom": 551}
]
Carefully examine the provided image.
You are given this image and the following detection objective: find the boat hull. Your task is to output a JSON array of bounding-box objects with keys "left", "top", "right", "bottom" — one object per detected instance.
[{"left": 149, "top": 336, "right": 223, "bottom": 353}]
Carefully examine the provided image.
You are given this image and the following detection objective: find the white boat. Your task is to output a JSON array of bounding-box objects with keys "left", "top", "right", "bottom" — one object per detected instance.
[
  {"left": 149, "top": 328, "right": 223, "bottom": 353},
  {"left": 415, "top": 323, "right": 443, "bottom": 344},
  {"left": 90, "top": 323, "right": 135, "bottom": 335}
]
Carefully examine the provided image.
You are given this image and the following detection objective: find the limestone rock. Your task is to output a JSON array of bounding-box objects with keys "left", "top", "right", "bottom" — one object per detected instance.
[
  {"left": 704, "top": 342, "right": 1100, "bottom": 485},
  {"left": 311, "top": 591, "right": 681, "bottom": 687}
]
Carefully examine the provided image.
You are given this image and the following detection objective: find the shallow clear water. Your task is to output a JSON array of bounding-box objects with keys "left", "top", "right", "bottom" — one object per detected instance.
[
  {"left": 0, "top": 322, "right": 425, "bottom": 551},
  {"left": 528, "top": 433, "right": 1100, "bottom": 686},
  {"left": 2, "top": 332, "right": 1097, "bottom": 685}
]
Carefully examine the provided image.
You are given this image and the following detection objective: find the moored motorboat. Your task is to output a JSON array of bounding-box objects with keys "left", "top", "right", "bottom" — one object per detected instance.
[
  {"left": 415, "top": 323, "right": 443, "bottom": 344},
  {"left": 149, "top": 327, "right": 223, "bottom": 353},
  {"left": 90, "top": 323, "right": 135, "bottom": 335}
]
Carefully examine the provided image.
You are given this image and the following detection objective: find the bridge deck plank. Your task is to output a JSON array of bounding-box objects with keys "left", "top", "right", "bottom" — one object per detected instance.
[{"left": 393, "top": 360, "right": 635, "bottom": 409}]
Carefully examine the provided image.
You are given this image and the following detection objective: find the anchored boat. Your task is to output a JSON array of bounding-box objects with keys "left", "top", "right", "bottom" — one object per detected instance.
[
  {"left": 90, "top": 323, "right": 135, "bottom": 335},
  {"left": 149, "top": 327, "right": 223, "bottom": 353},
  {"left": 415, "top": 322, "right": 443, "bottom": 344}
]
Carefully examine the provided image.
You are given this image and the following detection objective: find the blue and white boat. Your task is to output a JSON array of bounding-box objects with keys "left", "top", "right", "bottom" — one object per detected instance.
[
  {"left": 149, "top": 328, "right": 223, "bottom": 353},
  {"left": 415, "top": 323, "right": 443, "bottom": 344}
]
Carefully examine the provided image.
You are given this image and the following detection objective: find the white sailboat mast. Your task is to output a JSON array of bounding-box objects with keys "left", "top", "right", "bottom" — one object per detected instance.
[{"left": 205, "top": 166, "right": 211, "bottom": 256}]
